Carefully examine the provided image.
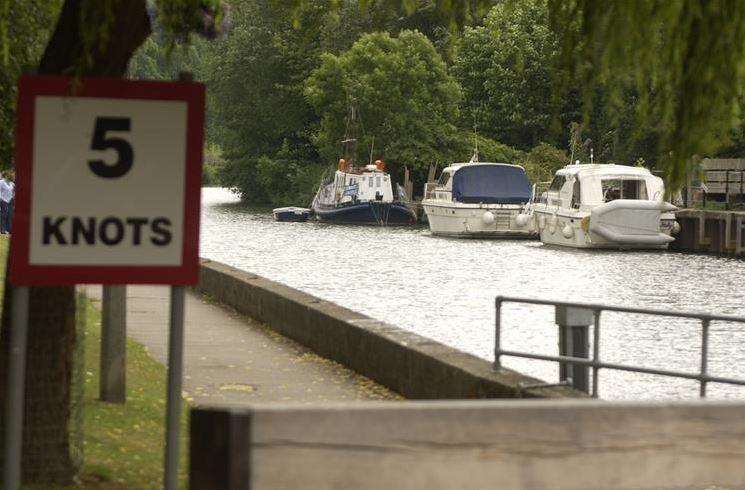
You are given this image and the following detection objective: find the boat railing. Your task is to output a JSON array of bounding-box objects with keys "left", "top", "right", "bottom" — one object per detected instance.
[
  {"left": 423, "top": 182, "right": 438, "bottom": 200},
  {"left": 532, "top": 182, "right": 551, "bottom": 204},
  {"left": 494, "top": 295, "right": 745, "bottom": 398}
]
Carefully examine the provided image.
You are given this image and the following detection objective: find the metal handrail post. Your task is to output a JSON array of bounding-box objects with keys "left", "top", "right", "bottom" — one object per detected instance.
[
  {"left": 592, "top": 309, "right": 601, "bottom": 398},
  {"left": 494, "top": 297, "right": 502, "bottom": 369},
  {"left": 700, "top": 319, "right": 710, "bottom": 398}
]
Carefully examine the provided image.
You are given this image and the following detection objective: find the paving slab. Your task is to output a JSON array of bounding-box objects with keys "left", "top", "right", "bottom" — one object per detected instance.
[{"left": 83, "top": 285, "right": 400, "bottom": 405}]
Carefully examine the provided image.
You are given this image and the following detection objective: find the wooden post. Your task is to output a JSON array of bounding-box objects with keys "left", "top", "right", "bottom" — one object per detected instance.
[
  {"left": 190, "top": 408, "right": 251, "bottom": 490},
  {"left": 100, "top": 285, "right": 127, "bottom": 403},
  {"left": 404, "top": 166, "right": 413, "bottom": 201},
  {"left": 555, "top": 305, "right": 592, "bottom": 394}
]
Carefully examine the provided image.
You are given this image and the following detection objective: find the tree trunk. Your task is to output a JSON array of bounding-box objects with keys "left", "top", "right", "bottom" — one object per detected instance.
[{"left": 0, "top": 0, "right": 150, "bottom": 483}]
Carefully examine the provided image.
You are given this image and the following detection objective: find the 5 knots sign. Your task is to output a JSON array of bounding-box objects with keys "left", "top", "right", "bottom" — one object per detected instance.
[{"left": 10, "top": 75, "right": 205, "bottom": 285}]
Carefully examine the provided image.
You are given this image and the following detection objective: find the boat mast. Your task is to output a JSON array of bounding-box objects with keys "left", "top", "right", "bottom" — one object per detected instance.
[{"left": 342, "top": 104, "right": 359, "bottom": 169}]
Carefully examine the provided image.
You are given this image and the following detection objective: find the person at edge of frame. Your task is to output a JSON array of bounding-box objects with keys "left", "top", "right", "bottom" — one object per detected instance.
[
  {"left": 7, "top": 169, "right": 15, "bottom": 234},
  {"left": 0, "top": 170, "right": 12, "bottom": 234}
]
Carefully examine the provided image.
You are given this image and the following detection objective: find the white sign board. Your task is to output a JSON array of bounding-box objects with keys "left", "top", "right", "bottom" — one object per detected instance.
[{"left": 10, "top": 75, "right": 204, "bottom": 285}]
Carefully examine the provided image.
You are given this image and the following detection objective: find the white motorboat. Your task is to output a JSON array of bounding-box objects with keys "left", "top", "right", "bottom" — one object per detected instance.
[
  {"left": 422, "top": 157, "right": 537, "bottom": 238},
  {"left": 530, "top": 163, "right": 679, "bottom": 249}
]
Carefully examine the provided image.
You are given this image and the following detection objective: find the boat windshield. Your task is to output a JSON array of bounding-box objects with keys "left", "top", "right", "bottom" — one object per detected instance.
[
  {"left": 451, "top": 165, "right": 532, "bottom": 204},
  {"left": 601, "top": 178, "right": 648, "bottom": 202},
  {"left": 438, "top": 171, "right": 451, "bottom": 187}
]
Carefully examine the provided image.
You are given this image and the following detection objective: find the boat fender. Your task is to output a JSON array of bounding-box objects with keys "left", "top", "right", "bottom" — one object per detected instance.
[
  {"left": 562, "top": 223, "right": 574, "bottom": 239},
  {"left": 482, "top": 211, "right": 495, "bottom": 225},
  {"left": 548, "top": 214, "right": 558, "bottom": 234},
  {"left": 581, "top": 216, "right": 590, "bottom": 233},
  {"left": 672, "top": 221, "right": 681, "bottom": 234},
  {"left": 515, "top": 213, "right": 531, "bottom": 228},
  {"left": 537, "top": 214, "right": 546, "bottom": 230}
]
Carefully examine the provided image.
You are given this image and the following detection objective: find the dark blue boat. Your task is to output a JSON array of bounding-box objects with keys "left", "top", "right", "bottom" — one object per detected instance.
[
  {"left": 311, "top": 161, "right": 417, "bottom": 226},
  {"left": 313, "top": 200, "right": 416, "bottom": 225},
  {"left": 272, "top": 207, "right": 312, "bottom": 222}
]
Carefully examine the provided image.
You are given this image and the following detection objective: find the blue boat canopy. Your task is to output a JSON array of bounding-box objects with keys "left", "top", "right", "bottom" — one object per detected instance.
[{"left": 451, "top": 164, "right": 532, "bottom": 204}]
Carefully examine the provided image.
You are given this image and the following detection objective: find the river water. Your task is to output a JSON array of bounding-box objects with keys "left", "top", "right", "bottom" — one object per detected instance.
[{"left": 200, "top": 188, "right": 745, "bottom": 400}]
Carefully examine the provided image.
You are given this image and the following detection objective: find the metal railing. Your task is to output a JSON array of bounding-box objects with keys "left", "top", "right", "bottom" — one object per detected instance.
[{"left": 494, "top": 296, "right": 745, "bottom": 398}]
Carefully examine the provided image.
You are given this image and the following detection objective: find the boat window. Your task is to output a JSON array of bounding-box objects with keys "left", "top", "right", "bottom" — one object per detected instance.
[
  {"left": 438, "top": 172, "right": 451, "bottom": 187},
  {"left": 369, "top": 176, "right": 374, "bottom": 188},
  {"left": 602, "top": 179, "right": 648, "bottom": 201},
  {"left": 571, "top": 179, "right": 581, "bottom": 208},
  {"left": 376, "top": 176, "right": 381, "bottom": 187},
  {"left": 548, "top": 175, "right": 566, "bottom": 192}
]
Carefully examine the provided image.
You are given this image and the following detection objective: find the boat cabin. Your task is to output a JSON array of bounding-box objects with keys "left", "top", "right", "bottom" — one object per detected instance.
[
  {"left": 328, "top": 165, "right": 394, "bottom": 204},
  {"left": 543, "top": 164, "right": 665, "bottom": 210},
  {"left": 432, "top": 163, "right": 532, "bottom": 204}
]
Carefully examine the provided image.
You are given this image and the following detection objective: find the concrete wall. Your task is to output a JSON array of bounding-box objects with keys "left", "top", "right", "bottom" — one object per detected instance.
[
  {"left": 191, "top": 400, "right": 745, "bottom": 490},
  {"left": 673, "top": 209, "right": 745, "bottom": 257},
  {"left": 197, "top": 259, "right": 580, "bottom": 400}
]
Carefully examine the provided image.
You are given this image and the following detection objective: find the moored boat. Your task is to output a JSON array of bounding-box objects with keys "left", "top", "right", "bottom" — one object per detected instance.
[
  {"left": 530, "top": 163, "right": 679, "bottom": 249},
  {"left": 273, "top": 207, "right": 311, "bottom": 222},
  {"left": 421, "top": 156, "right": 536, "bottom": 238},
  {"left": 312, "top": 160, "right": 416, "bottom": 225}
]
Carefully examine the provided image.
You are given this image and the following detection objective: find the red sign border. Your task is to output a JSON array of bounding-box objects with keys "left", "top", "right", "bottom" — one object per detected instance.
[{"left": 9, "top": 75, "right": 205, "bottom": 286}]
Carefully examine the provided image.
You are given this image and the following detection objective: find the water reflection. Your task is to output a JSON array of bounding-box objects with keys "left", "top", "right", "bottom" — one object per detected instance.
[{"left": 200, "top": 188, "right": 745, "bottom": 400}]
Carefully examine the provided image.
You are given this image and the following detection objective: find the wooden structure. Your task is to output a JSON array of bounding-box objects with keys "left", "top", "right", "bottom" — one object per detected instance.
[
  {"left": 190, "top": 400, "right": 745, "bottom": 489},
  {"left": 672, "top": 209, "right": 745, "bottom": 257},
  {"left": 702, "top": 158, "right": 745, "bottom": 199}
]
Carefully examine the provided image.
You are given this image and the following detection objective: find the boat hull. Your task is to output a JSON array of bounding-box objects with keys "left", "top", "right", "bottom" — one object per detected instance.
[
  {"left": 314, "top": 201, "right": 416, "bottom": 225},
  {"left": 422, "top": 202, "right": 536, "bottom": 238},
  {"left": 533, "top": 207, "right": 677, "bottom": 249}
]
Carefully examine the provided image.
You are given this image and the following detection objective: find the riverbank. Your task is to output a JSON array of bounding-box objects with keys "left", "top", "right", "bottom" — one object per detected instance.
[
  {"left": 197, "top": 259, "right": 581, "bottom": 399},
  {"left": 83, "top": 285, "right": 399, "bottom": 406}
]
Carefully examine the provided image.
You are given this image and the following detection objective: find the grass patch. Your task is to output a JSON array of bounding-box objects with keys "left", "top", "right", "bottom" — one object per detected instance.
[
  {"left": 0, "top": 235, "right": 188, "bottom": 489},
  {"left": 72, "top": 301, "right": 189, "bottom": 489}
]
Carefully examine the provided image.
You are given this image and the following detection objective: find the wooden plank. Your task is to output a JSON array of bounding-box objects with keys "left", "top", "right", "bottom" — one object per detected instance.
[
  {"left": 705, "top": 170, "right": 743, "bottom": 182},
  {"left": 192, "top": 401, "right": 745, "bottom": 490},
  {"left": 190, "top": 408, "right": 251, "bottom": 490},
  {"left": 702, "top": 158, "right": 745, "bottom": 171},
  {"left": 704, "top": 182, "right": 745, "bottom": 195}
]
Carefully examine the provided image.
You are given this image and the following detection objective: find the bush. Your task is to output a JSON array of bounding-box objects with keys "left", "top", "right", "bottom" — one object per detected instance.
[{"left": 523, "top": 143, "right": 568, "bottom": 183}]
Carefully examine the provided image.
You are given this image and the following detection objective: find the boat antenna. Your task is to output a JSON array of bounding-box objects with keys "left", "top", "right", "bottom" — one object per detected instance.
[
  {"left": 472, "top": 112, "right": 479, "bottom": 163},
  {"left": 590, "top": 147, "right": 594, "bottom": 164},
  {"left": 569, "top": 136, "right": 575, "bottom": 165},
  {"left": 369, "top": 136, "right": 375, "bottom": 166}
]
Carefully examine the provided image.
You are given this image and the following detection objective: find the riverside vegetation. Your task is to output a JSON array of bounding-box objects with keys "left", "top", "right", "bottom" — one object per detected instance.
[
  {"left": 124, "top": 0, "right": 745, "bottom": 206},
  {"left": 6, "top": 1, "right": 745, "bottom": 208}
]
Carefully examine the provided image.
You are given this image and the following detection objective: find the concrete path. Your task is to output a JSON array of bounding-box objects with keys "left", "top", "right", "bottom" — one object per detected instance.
[{"left": 84, "top": 285, "right": 399, "bottom": 405}]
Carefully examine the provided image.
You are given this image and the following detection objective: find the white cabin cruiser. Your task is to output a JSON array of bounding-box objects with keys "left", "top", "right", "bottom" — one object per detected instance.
[
  {"left": 531, "top": 163, "right": 679, "bottom": 249},
  {"left": 422, "top": 160, "right": 537, "bottom": 238}
]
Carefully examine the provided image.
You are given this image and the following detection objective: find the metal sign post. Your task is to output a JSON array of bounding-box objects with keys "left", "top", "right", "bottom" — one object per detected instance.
[
  {"left": 164, "top": 286, "right": 185, "bottom": 490},
  {"left": 7, "top": 75, "right": 204, "bottom": 489},
  {"left": 2, "top": 285, "right": 30, "bottom": 490}
]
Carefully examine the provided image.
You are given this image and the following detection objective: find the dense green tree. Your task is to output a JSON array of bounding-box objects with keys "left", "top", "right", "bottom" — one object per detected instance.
[
  {"left": 549, "top": 0, "right": 745, "bottom": 189},
  {"left": 0, "top": 1, "right": 62, "bottom": 166},
  {"left": 305, "top": 30, "right": 462, "bottom": 185},
  {"left": 207, "top": 0, "right": 341, "bottom": 204},
  {"left": 453, "top": 0, "right": 560, "bottom": 150}
]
